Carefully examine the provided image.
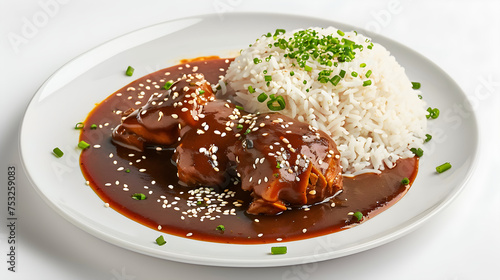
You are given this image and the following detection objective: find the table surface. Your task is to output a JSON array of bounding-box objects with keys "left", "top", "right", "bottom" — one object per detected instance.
[{"left": 1, "top": 1, "right": 499, "bottom": 279}]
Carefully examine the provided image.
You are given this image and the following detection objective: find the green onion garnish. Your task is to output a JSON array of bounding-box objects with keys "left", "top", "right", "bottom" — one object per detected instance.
[
  {"left": 253, "top": 58, "right": 262, "bottom": 64},
  {"left": 339, "top": 70, "right": 346, "bottom": 78},
  {"left": 351, "top": 71, "right": 358, "bottom": 77},
  {"left": 163, "top": 80, "right": 174, "bottom": 90},
  {"left": 426, "top": 107, "right": 440, "bottom": 119},
  {"left": 401, "top": 177, "right": 410, "bottom": 185},
  {"left": 424, "top": 134, "right": 432, "bottom": 143},
  {"left": 276, "top": 161, "right": 281, "bottom": 169},
  {"left": 353, "top": 211, "right": 363, "bottom": 221},
  {"left": 235, "top": 105, "right": 244, "bottom": 111},
  {"left": 330, "top": 75, "right": 341, "bottom": 86},
  {"left": 412, "top": 82, "right": 421, "bottom": 89},
  {"left": 216, "top": 225, "right": 225, "bottom": 231},
  {"left": 132, "top": 193, "right": 146, "bottom": 200},
  {"left": 264, "top": 75, "right": 272, "bottom": 82},
  {"left": 53, "top": 147, "right": 64, "bottom": 158},
  {"left": 436, "top": 162, "right": 452, "bottom": 173},
  {"left": 304, "top": 65, "right": 312, "bottom": 72},
  {"left": 257, "top": 92, "right": 268, "bottom": 102},
  {"left": 336, "top": 30, "right": 345, "bottom": 36},
  {"left": 90, "top": 124, "right": 97, "bottom": 129},
  {"left": 302, "top": 80, "right": 307, "bottom": 85},
  {"left": 273, "top": 173, "right": 279, "bottom": 178},
  {"left": 290, "top": 71, "right": 295, "bottom": 76},
  {"left": 125, "top": 66, "right": 134, "bottom": 76},
  {"left": 418, "top": 94, "right": 423, "bottom": 99},
  {"left": 410, "top": 147, "right": 424, "bottom": 157},
  {"left": 78, "top": 140, "right": 90, "bottom": 149},
  {"left": 74, "top": 122, "right": 84, "bottom": 129},
  {"left": 236, "top": 124, "right": 243, "bottom": 129},
  {"left": 271, "top": 246, "right": 287, "bottom": 255},
  {"left": 248, "top": 86, "right": 256, "bottom": 93},
  {"left": 156, "top": 235, "right": 166, "bottom": 246},
  {"left": 244, "top": 129, "right": 251, "bottom": 135},
  {"left": 198, "top": 89, "right": 205, "bottom": 95},
  {"left": 360, "top": 63, "right": 366, "bottom": 68},
  {"left": 365, "top": 70, "right": 372, "bottom": 78},
  {"left": 267, "top": 95, "right": 286, "bottom": 111},
  {"left": 363, "top": 80, "right": 372, "bottom": 86}
]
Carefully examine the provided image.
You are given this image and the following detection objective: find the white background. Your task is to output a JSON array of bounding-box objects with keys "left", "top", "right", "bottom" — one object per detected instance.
[{"left": 1, "top": 0, "right": 499, "bottom": 279}]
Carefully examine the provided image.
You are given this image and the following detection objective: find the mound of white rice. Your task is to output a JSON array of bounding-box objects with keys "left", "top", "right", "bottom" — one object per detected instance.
[{"left": 222, "top": 27, "right": 427, "bottom": 174}]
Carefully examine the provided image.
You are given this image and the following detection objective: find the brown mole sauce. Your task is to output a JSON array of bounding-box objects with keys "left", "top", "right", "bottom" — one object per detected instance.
[{"left": 80, "top": 58, "right": 418, "bottom": 244}]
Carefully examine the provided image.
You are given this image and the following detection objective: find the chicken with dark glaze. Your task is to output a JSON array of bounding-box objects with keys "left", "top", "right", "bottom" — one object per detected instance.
[{"left": 112, "top": 73, "right": 343, "bottom": 215}]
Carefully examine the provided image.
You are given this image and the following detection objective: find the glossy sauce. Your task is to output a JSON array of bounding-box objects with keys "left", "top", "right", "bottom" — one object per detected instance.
[{"left": 80, "top": 58, "right": 418, "bottom": 244}]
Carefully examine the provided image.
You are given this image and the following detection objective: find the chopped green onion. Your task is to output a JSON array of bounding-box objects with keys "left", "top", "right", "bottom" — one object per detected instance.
[
  {"left": 365, "top": 70, "right": 372, "bottom": 78},
  {"left": 244, "top": 129, "right": 251, "bottom": 135},
  {"left": 290, "top": 71, "right": 295, "bottom": 76},
  {"left": 163, "top": 80, "right": 174, "bottom": 90},
  {"left": 424, "top": 134, "right": 432, "bottom": 143},
  {"left": 426, "top": 107, "right": 440, "bottom": 119},
  {"left": 271, "top": 246, "right": 287, "bottom": 255},
  {"left": 132, "top": 193, "right": 146, "bottom": 200},
  {"left": 78, "top": 140, "right": 90, "bottom": 149},
  {"left": 53, "top": 147, "right": 64, "bottom": 158},
  {"left": 257, "top": 92, "right": 268, "bottom": 102},
  {"left": 363, "top": 80, "right": 372, "bottom": 86},
  {"left": 304, "top": 65, "right": 312, "bottom": 72},
  {"left": 410, "top": 147, "right": 424, "bottom": 157},
  {"left": 302, "top": 80, "right": 307, "bottom": 85},
  {"left": 74, "top": 122, "right": 84, "bottom": 129},
  {"left": 236, "top": 124, "right": 243, "bottom": 129},
  {"left": 339, "top": 70, "right": 346, "bottom": 78},
  {"left": 360, "top": 63, "right": 366, "bottom": 68},
  {"left": 156, "top": 235, "right": 166, "bottom": 246},
  {"left": 411, "top": 82, "right": 421, "bottom": 89},
  {"left": 264, "top": 75, "right": 272, "bottom": 82},
  {"left": 330, "top": 75, "right": 341, "bottom": 86},
  {"left": 351, "top": 71, "right": 358, "bottom": 77},
  {"left": 336, "top": 30, "right": 345, "bottom": 36},
  {"left": 276, "top": 161, "right": 281, "bottom": 169},
  {"left": 263, "top": 70, "right": 268, "bottom": 74},
  {"left": 274, "top": 28, "right": 286, "bottom": 36},
  {"left": 248, "top": 86, "right": 255, "bottom": 93},
  {"left": 198, "top": 89, "right": 205, "bottom": 95},
  {"left": 235, "top": 105, "right": 244, "bottom": 111},
  {"left": 90, "top": 124, "right": 97, "bottom": 129},
  {"left": 125, "top": 169, "right": 130, "bottom": 173},
  {"left": 436, "top": 162, "right": 452, "bottom": 173},
  {"left": 401, "top": 177, "right": 410, "bottom": 185},
  {"left": 125, "top": 66, "right": 134, "bottom": 76},
  {"left": 418, "top": 94, "right": 423, "bottom": 99},
  {"left": 266, "top": 95, "right": 286, "bottom": 111},
  {"left": 353, "top": 211, "right": 363, "bottom": 221},
  {"left": 216, "top": 225, "right": 225, "bottom": 231},
  {"left": 253, "top": 58, "right": 262, "bottom": 64}
]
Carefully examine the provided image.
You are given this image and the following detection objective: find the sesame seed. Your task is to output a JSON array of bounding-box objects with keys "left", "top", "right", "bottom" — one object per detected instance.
[{"left": 104, "top": 203, "right": 110, "bottom": 208}]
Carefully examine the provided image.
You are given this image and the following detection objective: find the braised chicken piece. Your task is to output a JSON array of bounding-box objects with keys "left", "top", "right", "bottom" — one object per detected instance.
[
  {"left": 112, "top": 73, "right": 343, "bottom": 215},
  {"left": 233, "top": 113, "right": 343, "bottom": 215},
  {"left": 112, "top": 73, "right": 214, "bottom": 151}
]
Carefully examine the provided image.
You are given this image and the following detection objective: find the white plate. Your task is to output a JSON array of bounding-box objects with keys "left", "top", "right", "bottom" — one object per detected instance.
[{"left": 19, "top": 13, "right": 478, "bottom": 267}]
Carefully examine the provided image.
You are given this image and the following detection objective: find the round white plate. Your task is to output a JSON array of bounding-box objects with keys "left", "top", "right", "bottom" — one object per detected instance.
[{"left": 20, "top": 13, "right": 478, "bottom": 267}]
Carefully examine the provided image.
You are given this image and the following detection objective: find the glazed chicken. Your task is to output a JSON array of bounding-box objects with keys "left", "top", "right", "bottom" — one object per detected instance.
[{"left": 112, "top": 73, "right": 343, "bottom": 215}]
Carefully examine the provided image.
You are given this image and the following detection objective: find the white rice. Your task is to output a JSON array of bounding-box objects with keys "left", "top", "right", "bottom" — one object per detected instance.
[{"left": 222, "top": 27, "right": 427, "bottom": 174}]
